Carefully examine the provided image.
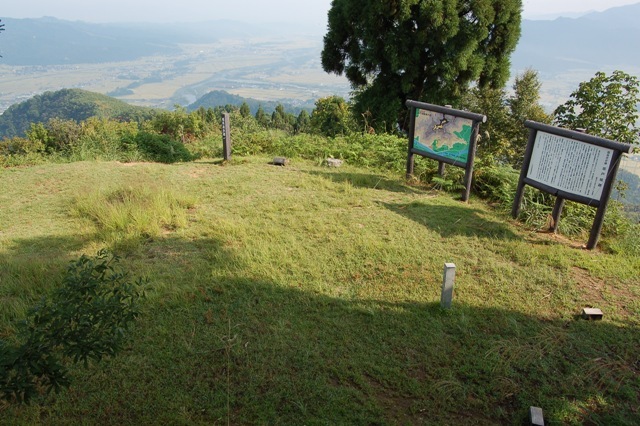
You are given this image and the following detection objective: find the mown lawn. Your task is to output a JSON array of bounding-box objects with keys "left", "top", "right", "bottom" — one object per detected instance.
[{"left": 1, "top": 158, "right": 639, "bottom": 424}]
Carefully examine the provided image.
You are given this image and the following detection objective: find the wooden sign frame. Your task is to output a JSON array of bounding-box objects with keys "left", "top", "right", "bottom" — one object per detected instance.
[
  {"left": 512, "top": 121, "right": 633, "bottom": 249},
  {"left": 405, "top": 100, "right": 486, "bottom": 201}
]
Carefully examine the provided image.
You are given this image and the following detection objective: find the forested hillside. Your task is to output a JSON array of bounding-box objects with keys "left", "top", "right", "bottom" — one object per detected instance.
[
  {"left": 0, "top": 89, "right": 155, "bottom": 138},
  {"left": 187, "top": 90, "right": 313, "bottom": 116}
]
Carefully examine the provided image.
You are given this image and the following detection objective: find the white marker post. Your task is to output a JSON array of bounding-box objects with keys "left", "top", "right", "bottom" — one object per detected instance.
[{"left": 441, "top": 263, "right": 456, "bottom": 309}]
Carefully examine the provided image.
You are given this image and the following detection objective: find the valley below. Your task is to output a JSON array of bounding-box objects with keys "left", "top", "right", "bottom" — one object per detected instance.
[{"left": 0, "top": 35, "right": 351, "bottom": 113}]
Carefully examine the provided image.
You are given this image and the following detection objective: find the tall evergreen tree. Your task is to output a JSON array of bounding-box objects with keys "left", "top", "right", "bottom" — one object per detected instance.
[
  {"left": 295, "top": 110, "right": 311, "bottom": 134},
  {"left": 460, "top": 68, "right": 550, "bottom": 167},
  {"left": 505, "top": 69, "right": 551, "bottom": 166},
  {"left": 322, "top": 0, "right": 522, "bottom": 131},
  {"left": 255, "top": 105, "right": 270, "bottom": 128},
  {"left": 311, "top": 96, "right": 355, "bottom": 137},
  {"left": 239, "top": 102, "right": 251, "bottom": 118}
]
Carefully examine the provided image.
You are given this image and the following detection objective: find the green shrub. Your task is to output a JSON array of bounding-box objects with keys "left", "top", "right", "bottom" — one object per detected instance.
[
  {"left": 0, "top": 250, "right": 145, "bottom": 403},
  {"left": 131, "top": 131, "right": 193, "bottom": 163},
  {"left": 69, "top": 118, "right": 141, "bottom": 162}
]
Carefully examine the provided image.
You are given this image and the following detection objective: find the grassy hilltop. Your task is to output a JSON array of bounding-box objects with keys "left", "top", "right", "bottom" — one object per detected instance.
[{"left": 1, "top": 157, "right": 638, "bottom": 424}]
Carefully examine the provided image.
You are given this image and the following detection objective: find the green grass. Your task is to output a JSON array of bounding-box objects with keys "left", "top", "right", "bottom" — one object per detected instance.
[{"left": 1, "top": 158, "right": 639, "bottom": 424}]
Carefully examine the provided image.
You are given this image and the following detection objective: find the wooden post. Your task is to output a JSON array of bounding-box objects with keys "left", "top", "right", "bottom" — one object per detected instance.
[
  {"left": 587, "top": 150, "right": 624, "bottom": 249},
  {"left": 550, "top": 198, "right": 565, "bottom": 233},
  {"left": 512, "top": 129, "right": 538, "bottom": 218},
  {"left": 461, "top": 119, "right": 482, "bottom": 202},
  {"left": 441, "top": 263, "right": 456, "bottom": 309},
  {"left": 406, "top": 106, "right": 417, "bottom": 179},
  {"left": 222, "top": 112, "right": 231, "bottom": 161}
]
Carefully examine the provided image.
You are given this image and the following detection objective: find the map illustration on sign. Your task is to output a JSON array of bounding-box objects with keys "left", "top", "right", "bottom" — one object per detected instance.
[{"left": 413, "top": 109, "right": 473, "bottom": 165}]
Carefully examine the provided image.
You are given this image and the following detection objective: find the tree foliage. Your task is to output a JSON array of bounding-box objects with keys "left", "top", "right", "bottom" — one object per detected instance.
[
  {"left": 461, "top": 68, "right": 550, "bottom": 167},
  {"left": 554, "top": 70, "right": 640, "bottom": 146},
  {"left": 322, "top": 0, "right": 522, "bottom": 131},
  {"left": 505, "top": 69, "right": 552, "bottom": 165},
  {"left": 255, "top": 105, "right": 270, "bottom": 127},
  {"left": 239, "top": 102, "right": 251, "bottom": 118},
  {"left": 1, "top": 251, "right": 145, "bottom": 403},
  {"left": 310, "top": 96, "right": 355, "bottom": 137},
  {"left": 295, "top": 110, "right": 311, "bottom": 134}
]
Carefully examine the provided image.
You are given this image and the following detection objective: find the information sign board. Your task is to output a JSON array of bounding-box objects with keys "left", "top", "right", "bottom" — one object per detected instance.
[
  {"left": 527, "top": 131, "right": 614, "bottom": 202},
  {"left": 512, "top": 121, "right": 632, "bottom": 249},
  {"left": 406, "top": 101, "right": 486, "bottom": 201}
]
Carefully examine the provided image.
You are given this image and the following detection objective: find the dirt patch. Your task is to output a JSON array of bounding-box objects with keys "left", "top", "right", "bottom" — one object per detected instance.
[
  {"left": 571, "top": 267, "right": 638, "bottom": 318},
  {"left": 526, "top": 230, "right": 588, "bottom": 250},
  {"left": 115, "top": 161, "right": 147, "bottom": 167},
  {"left": 185, "top": 166, "right": 209, "bottom": 179},
  {"left": 572, "top": 266, "right": 606, "bottom": 303}
]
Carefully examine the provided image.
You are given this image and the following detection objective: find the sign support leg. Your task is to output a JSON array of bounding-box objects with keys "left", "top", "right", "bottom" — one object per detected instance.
[{"left": 550, "top": 198, "right": 565, "bottom": 233}]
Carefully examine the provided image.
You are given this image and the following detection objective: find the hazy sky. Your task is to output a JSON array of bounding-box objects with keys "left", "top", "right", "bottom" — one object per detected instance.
[{"left": 2, "top": 0, "right": 639, "bottom": 24}]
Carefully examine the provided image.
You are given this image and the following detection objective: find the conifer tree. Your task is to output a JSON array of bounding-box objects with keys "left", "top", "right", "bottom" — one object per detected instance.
[{"left": 322, "top": 0, "right": 522, "bottom": 131}]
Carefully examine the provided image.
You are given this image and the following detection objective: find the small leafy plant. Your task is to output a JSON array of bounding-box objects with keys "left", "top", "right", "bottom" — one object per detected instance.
[{"left": 0, "top": 250, "right": 146, "bottom": 403}]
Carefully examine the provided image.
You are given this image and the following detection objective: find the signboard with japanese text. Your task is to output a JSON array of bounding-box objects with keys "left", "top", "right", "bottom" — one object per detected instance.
[
  {"left": 526, "top": 131, "right": 614, "bottom": 202},
  {"left": 512, "top": 121, "right": 632, "bottom": 249}
]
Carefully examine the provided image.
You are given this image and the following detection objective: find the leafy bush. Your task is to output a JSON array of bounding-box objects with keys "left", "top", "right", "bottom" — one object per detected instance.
[
  {"left": 0, "top": 136, "right": 47, "bottom": 167},
  {"left": 0, "top": 250, "right": 145, "bottom": 403},
  {"left": 131, "top": 131, "right": 193, "bottom": 163},
  {"left": 69, "top": 117, "right": 140, "bottom": 162}
]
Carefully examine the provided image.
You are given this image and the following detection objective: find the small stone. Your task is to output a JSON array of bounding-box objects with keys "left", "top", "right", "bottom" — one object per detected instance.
[
  {"left": 272, "top": 157, "right": 289, "bottom": 166},
  {"left": 326, "top": 158, "right": 343, "bottom": 167},
  {"left": 582, "top": 308, "right": 603, "bottom": 320}
]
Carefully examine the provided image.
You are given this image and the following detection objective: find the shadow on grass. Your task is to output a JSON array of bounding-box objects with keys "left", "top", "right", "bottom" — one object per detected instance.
[
  {"left": 84, "top": 275, "right": 637, "bottom": 426},
  {"left": 2, "top": 234, "right": 637, "bottom": 426},
  {"left": 306, "top": 169, "right": 428, "bottom": 194},
  {"left": 0, "top": 234, "right": 93, "bottom": 323},
  {"left": 381, "top": 200, "right": 518, "bottom": 240}
]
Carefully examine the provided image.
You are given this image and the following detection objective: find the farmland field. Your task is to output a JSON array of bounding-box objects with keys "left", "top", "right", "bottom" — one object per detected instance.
[{"left": 0, "top": 36, "right": 350, "bottom": 113}]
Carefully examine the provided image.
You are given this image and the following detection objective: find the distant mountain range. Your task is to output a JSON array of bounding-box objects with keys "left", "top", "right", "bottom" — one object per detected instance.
[
  {"left": 511, "top": 3, "right": 640, "bottom": 74},
  {"left": 2, "top": 5, "right": 639, "bottom": 72},
  {"left": 0, "top": 88, "right": 310, "bottom": 139},
  {"left": 0, "top": 17, "right": 321, "bottom": 66},
  {"left": 1, "top": 3, "right": 640, "bottom": 137},
  {"left": 187, "top": 90, "right": 313, "bottom": 116}
]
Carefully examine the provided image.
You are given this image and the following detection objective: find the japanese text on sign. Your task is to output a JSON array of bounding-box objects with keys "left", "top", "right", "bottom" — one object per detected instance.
[{"left": 527, "top": 131, "right": 613, "bottom": 200}]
